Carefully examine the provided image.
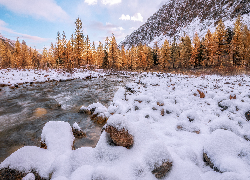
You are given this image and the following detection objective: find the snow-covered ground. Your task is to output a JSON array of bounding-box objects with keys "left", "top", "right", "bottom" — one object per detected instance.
[
  {"left": 1, "top": 71, "right": 250, "bottom": 180},
  {"left": 0, "top": 68, "right": 106, "bottom": 86}
]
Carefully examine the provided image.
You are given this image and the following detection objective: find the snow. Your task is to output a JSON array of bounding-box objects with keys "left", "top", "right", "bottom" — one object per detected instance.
[
  {"left": 73, "top": 122, "right": 81, "bottom": 131},
  {"left": 1, "top": 72, "right": 250, "bottom": 180},
  {"left": 0, "top": 68, "right": 106, "bottom": 86}
]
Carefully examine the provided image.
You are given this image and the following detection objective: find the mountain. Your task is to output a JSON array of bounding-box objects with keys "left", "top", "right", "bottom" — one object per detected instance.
[
  {"left": 0, "top": 33, "right": 15, "bottom": 50},
  {"left": 120, "top": 0, "right": 250, "bottom": 48}
]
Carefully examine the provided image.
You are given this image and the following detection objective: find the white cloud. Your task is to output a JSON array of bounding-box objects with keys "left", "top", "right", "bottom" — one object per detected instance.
[
  {"left": 0, "top": 19, "right": 7, "bottom": 27},
  {"left": 118, "top": 27, "right": 124, "bottom": 31},
  {"left": 129, "top": 27, "right": 136, "bottom": 30},
  {"left": 131, "top": 13, "right": 143, "bottom": 22},
  {"left": 84, "top": 0, "right": 97, "bottom": 5},
  {"left": 101, "top": 0, "right": 122, "bottom": 5},
  {"left": 0, "top": 19, "right": 47, "bottom": 42},
  {"left": 0, "top": 0, "right": 69, "bottom": 22},
  {"left": 119, "top": 13, "right": 143, "bottom": 22},
  {"left": 119, "top": 14, "right": 130, "bottom": 21}
]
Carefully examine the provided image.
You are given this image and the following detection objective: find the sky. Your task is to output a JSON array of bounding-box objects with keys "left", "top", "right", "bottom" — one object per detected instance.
[{"left": 0, "top": 0, "right": 166, "bottom": 52}]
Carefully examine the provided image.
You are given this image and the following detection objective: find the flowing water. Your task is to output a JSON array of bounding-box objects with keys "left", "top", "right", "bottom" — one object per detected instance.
[{"left": 0, "top": 74, "right": 134, "bottom": 163}]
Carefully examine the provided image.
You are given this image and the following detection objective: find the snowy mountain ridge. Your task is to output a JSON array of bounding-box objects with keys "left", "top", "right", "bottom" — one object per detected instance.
[{"left": 120, "top": 0, "right": 250, "bottom": 48}]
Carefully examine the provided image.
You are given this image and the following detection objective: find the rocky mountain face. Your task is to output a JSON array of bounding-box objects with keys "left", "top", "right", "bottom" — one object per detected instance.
[
  {"left": 120, "top": 0, "right": 250, "bottom": 48},
  {"left": 0, "top": 34, "right": 15, "bottom": 49}
]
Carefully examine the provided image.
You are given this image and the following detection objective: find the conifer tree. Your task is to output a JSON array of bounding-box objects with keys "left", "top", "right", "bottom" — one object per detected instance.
[
  {"left": 179, "top": 35, "right": 192, "bottom": 68},
  {"left": 242, "top": 25, "right": 250, "bottom": 67},
  {"left": 145, "top": 45, "right": 154, "bottom": 70},
  {"left": 102, "top": 37, "right": 109, "bottom": 69},
  {"left": 96, "top": 41, "right": 104, "bottom": 68},
  {"left": 203, "top": 29, "right": 213, "bottom": 66},
  {"left": 83, "top": 35, "right": 92, "bottom": 65},
  {"left": 170, "top": 37, "right": 178, "bottom": 69},
  {"left": 153, "top": 42, "right": 159, "bottom": 66},
  {"left": 91, "top": 41, "right": 96, "bottom": 68},
  {"left": 41, "top": 47, "right": 48, "bottom": 69},
  {"left": 190, "top": 33, "right": 200, "bottom": 67},
  {"left": 13, "top": 38, "right": 21, "bottom": 68},
  {"left": 214, "top": 19, "right": 227, "bottom": 66},
  {"left": 108, "top": 34, "right": 119, "bottom": 69},
  {"left": 159, "top": 39, "right": 171, "bottom": 69},
  {"left": 20, "top": 40, "right": 28, "bottom": 68},
  {"left": 120, "top": 45, "right": 128, "bottom": 70},
  {"left": 74, "top": 17, "right": 84, "bottom": 67},
  {"left": 55, "top": 32, "right": 64, "bottom": 67},
  {"left": 137, "top": 43, "right": 143, "bottom": 70},
  {"left": 231, "top": 15, "right": 244, "bottom": 66},
  {"left": 0, "top": 40, "right": 11, "bottom": 68}
]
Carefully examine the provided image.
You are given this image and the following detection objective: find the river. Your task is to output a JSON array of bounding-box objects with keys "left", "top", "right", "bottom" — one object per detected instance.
[{"left": 0, "top": 73, "right": 134, "bottom": 163}]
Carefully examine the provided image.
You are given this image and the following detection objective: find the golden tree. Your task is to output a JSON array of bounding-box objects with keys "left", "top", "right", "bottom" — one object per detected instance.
[
  {"left": 13, "top": 38, "right": 21, "bottom": 68},
  {"left": 74, "top": 17, "right": 84, "bottom": 67},
  {"left": 159, "top": 39, "right": 171, "bottom": 69},
  {"left": 190, "top": 33, "right": 200, "bottom": 67},
  {"left": 214, "top": 20, "right": 227, "bottom": 66},
  {"left": 242, "top": 25, "right": 250, "bottom": 67},
  {"left": 108, "top": 34, "right": 119, "bottom": 69},
  {"left": 179, "top": 35, "right": 192, "bottom": 68},
  {"left": 231, "top": 16, "right": 244, "bottom": 66}
]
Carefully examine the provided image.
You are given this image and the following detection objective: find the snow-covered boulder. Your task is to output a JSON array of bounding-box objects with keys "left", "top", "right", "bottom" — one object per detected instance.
[{"left": 41, "top": 121, "right": 75, "bottom": 155}]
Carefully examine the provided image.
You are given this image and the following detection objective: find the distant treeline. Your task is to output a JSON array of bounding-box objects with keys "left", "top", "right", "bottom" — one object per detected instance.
[{"left": 0, "top": 16, "right": 249, "bottom": 71}]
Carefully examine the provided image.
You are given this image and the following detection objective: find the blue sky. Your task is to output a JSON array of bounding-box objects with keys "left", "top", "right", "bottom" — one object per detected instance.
[{"left": 0, "top": 0, "right": 166, "bottom": 52}]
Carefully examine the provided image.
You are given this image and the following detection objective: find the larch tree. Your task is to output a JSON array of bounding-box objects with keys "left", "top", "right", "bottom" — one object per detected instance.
[
  {"left": 242, "top": 25, "right": 250, "bottom": 67},
  {"left": 231, "top": 15, "right": 244, "bottom": 66},
  {"left": 91, "top": 41, "right": 97, "bottom": 68},
  {"left": 153, "top": 41, "right": 159, "bottom": 66},
  {"left": 170, "top": 37, "right": 178, "bottom": 69},
  {"left": 108, "top": 34, "right": 119, "bottom": 69},
  {"left": 203, "top": 29, "right": 214, "bottom": 66},
  {"left": 41, "top": 47, "right": 48, "bottom": 69},
  {"left": 20, "top": 40, "right": 28, "bottom": 68},
  {"left": 179, "top": 35, "right": 192, "bottom": 68},
  {"left": 84, "top": 35, "right": 91, "bottom": 66},
  {"left": 96, "top": 41, "right": 104, "bottom": 68},
  {"left": 55, "top": 32, "right": 63, "bottom": 67},
  {"left": 74, "top": 17, "right": 84, "bottom": 67},
  {"left": 13, "top": 38, "right": 21, "bottom": 68},
  {"left": 102, "top": 37, "right": 109, "bottom": 69},
  {"left": 159, "top": 39, "right": 171, "bottom": 69},
  {"left": 190, "top": 33, "right": 200, "bottom": 68},
  {"left": 214, "top": 19, "right": 227, "bottom": 66},
  {"left": 0, "top": 40, "right": 11, "bottom": 68},
  {"left": 120, "top": 45, "right": 128, "bottom": 70}
]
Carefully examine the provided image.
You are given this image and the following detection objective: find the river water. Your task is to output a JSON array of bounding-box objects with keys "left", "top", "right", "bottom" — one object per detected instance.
[{"left": 0, "top": 74, "right": 134, "bottom": 163}]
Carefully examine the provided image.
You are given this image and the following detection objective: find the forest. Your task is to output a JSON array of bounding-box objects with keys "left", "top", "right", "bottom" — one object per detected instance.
[{"left": 0, "top": 16, "right": 249, "bottom": 72}]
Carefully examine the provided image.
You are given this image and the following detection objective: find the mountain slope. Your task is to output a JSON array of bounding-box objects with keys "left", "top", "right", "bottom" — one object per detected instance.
[{"left": 120, "top": 0, "right": 250, "bottom": 48}]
